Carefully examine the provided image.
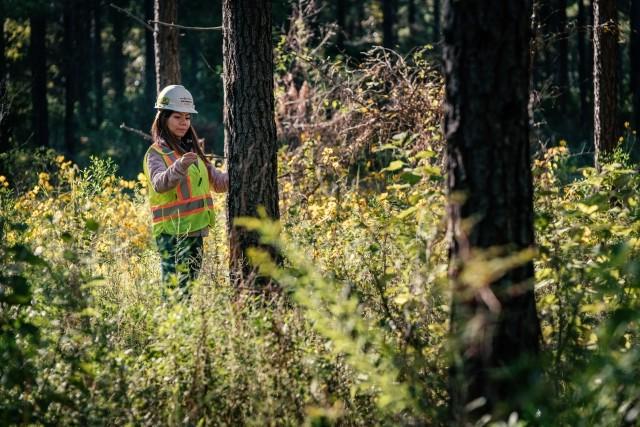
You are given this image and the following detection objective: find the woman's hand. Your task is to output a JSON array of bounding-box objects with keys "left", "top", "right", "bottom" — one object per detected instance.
[
  {"left": 181, "top": 152, "right": 198, "bottom": 167},
  {"left": 175, "top": 152, "right": 198, "bottom": 173}
]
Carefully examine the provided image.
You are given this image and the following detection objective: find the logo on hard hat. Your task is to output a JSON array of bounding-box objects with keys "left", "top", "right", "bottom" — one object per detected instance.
[{"left": 159, "top": 96, "right": 170, "bottom": 106}]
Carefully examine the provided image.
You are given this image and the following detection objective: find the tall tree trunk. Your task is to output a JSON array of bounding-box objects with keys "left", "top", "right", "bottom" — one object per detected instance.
[
  {"left": 93, "top": 0, "right": 104, "bottom": 127},
  {"left": 154, "top": 0, "right": 181, "bottom": 92},
  {"left": 443, "top": 0, "right": 540, "bottom": 423},
  {"left": 144, "top": 0, "right": 155, "bottom": 105},
  {"left": 0, "top": 1, "right": 8, "bottom": 151},
  {"left": 433, "top": 0, "right": 441, "bottom": 42},
  {"left": 63, "top": 0, "right": 77, "bottom": 157},
  {"left": 577, "top": 0, "right": 591, "bottom": 127},
  {"left": 382, "top": 0, "right": 396, "bottom": 48},
  {"left": 110, "top": 1, "right": 125, "bottom": 103},
  {"left": 0, "top": 1, "right": 5, "bottom": 82},
  {"left": 30, "top": 14, "right": 49, "bottom": 148},
  {"left": 617, "top": 0, "right": 627, "bottom": 119},
  {"left": 408, "top": 0, "right": 416, "bottom": 35},
  {"left": 550, "top": 0, "right": 569, "bottom": 110},
  {"left": 351, "top": 2, "right": 364, "bottom": 40},
  {"left": 336, "top": 0, "right": 347, "bottom": 51},
  {"left": 223, "top": 0, "right": 280, "bottom": 290},
  {"left": 76, "top": 2, "right": 90, "bottom": 122},
  {"left": 631, "top": 0, "right": 640, "bottom": 131},
  {"left": 593, "top": 0, "right": 618, "bottom": 166}
]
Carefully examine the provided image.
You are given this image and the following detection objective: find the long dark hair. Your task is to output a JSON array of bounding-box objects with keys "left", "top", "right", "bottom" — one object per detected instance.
[{"left": 150, "top": 109, "right": 210, "bottom": 165}]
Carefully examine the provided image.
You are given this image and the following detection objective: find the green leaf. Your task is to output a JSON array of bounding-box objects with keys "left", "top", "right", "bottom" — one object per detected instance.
[
  {"left": 63, "top": 250, "right": 78, "bottom": 262},
  {"left": 415, "top": 150, "right": 437, "bottom": 160},
  {"left": 400, "top": 172, "right": 421, "bottom": 185},
  {"left": 372, "top": 143, "right": 398, "bottom": 153},
  {"left": 84, "top": 218, "right": 100, "bottom": 232},
  {"left": 391, "top": 132, "right": 408, "bottom": 142},
  {"left": 396, "top": 206, "right": 418, "bottom": 220},
  {"left": 383, "top": 160, "right": 405, "bottom": 172},
  {"left": 2, "top": 275, "right": 31, "bottom": 305},
  {"left": 9, "top": 244, "right": 45, "bottom": 266}
]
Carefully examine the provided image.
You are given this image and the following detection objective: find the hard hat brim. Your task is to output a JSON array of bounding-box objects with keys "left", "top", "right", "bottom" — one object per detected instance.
[{"left": 155, "top": 105, "right": 198, "bottom": 114}]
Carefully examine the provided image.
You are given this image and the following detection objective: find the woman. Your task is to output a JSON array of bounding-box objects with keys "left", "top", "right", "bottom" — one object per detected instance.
[{"left": 143, "top": 84, "right": 228, "bottom": 294}]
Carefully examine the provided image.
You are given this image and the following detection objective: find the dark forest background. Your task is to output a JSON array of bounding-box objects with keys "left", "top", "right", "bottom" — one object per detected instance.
[{"left": 2, "top": 0, "right": 639, "bottom": 178}]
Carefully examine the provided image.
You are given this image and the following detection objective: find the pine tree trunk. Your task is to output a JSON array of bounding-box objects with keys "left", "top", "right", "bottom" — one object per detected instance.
[
  {"left": 443, "top": 0, "right": 541, "bottom": 422},
  {"left": 550, "top": 0, "right": 569, "bottom": 110},
  {"left": 110, "top": 1, "right": 125, "bottom": 102},
  {"left": 63, "top": 0, "right": 77, "bottom": 157},
  {"left": 383, "top": 0, "right": 396, "bottom": 48},
  {"left": 144, "top": 0, "right": 156, "bottom": 105},
  {"left": 433, "top": 0, "right": 441, "bottom": 42},
  {"left": 154, "top": 0, "right": 181, "bottom": 92},
  {"left": 93, "top": 0, "right": 104, "bottom": 127},
  {"left": 336, "top": 0, "right": 347, "bottom": 51},
  {"left": 631, "top": 0, "right": 640, "bottom": 131},
  {"left": 578, "top": 0, "right": 591, "bottom": 128},
  {"left": 352, "top": 2, "right": 364, "bottom": 38},
  {"left": 76, "top": 3, "right": 90, "bottom": 122},
  {"left": 223, "top": 0, "right": 280, "bottom": 290},
  {"left": 0, "top": 1, "right": 8, "bottom": 152},
  {"left": 408, "top": 0, "right": 416, "bottom": 35},
  {"left": 593, "top": 0, "right": 618, "bottom": 166},
  {"left": 30, "top": 14, "right": 49, "bottom": 148},
  {"left": 0, "top": 1, "right": 5, "bottom": 82}
]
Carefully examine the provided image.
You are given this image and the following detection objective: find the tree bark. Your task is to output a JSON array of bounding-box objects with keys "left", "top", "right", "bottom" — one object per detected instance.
[
  {"left": 63, "top": 0, "right": 77, "bottom": 157},
  {"left": 593, "top": 0, "right": 618, "bottom": 166},
  {"left": 144, "top": 0, "right": 156, "bottom": 105},
  {"left": 76, "top": 2, "right": 90, "bottom": 122},
  {"left": 408, "top": 0, "right": 416, "bottom": 36},
  {"left": 0, "top": 1, "right": 6, "bottom": 150},
  {"left": 382, "top": 0, "right": 396, "bottom": 48},
  {"left": 631, "top": 0, "right": 640, "bottom": 131},
  {"left": 30, "top": 14, "right": 49, "bottom": 148},
  {"left": 93, "top": 0, "right": 104, "bottom": 127},
  {"left": 0, "top": 1, "right": 5, "bottom": 82},
  {"left": 443, "top": 0, "right": 540, "bottom": 423},
  {"left": 154, "top": 0, "right": 181, "bottom": 92},
  {"left": 110, "top": 1, "right": 125, "bottom": 103},
  {"left": 433, "top": 0, "right": 441, "bottom": 42},
  {"left": 223, "top": 0, "right": 280, "bottom": 290},
  {"left": 577, "top": 0, "right": 591, "bottom": 127},
  {"left": 550, "top": 0, "right": 569, "bottom": 110},
  {"left": 336, "top": 0, "right": 347, "bottom": 51}
]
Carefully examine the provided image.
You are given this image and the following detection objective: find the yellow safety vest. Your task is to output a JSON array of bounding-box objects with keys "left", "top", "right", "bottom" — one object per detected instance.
[{"left": 143, "top": 143, "right": 215, "bottom": 237}]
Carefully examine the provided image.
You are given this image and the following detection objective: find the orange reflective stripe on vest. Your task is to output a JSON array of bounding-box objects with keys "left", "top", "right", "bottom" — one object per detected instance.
[
  {"left": 152, "top": 143, "right": 192, "bottom": 199},
  {"left": 152, "top": 194, "right": 214, "bottom": 223}
]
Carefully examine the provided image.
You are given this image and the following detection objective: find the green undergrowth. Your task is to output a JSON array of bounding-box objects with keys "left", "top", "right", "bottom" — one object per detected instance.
[{"left": 1, "top": 138, "right": 639, "bottom": 426}]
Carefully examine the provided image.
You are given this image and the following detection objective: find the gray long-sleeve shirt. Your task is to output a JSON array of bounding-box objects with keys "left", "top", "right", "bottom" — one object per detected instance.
[{"left": 146, "top": 140, "right": 228, "bottom": 236}]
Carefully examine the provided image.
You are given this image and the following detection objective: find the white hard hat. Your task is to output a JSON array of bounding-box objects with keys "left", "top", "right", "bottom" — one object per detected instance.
[{"left": 154, "top": 85, "right": 198, "bottom": 114}]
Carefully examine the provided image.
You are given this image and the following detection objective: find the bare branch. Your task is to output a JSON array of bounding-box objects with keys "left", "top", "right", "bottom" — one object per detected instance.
[
  {"left": 119, "top": 123, "right": 227, "bottom": 160},
  {"left": 120, "top": 122, "right": 152, "bottom": 140},
  {"left": 199, "top": 51, "right": 216, "bottom": 74},
  {"left": 109, "top": 3, "right": 154, "bottom": 32},
  {"left": 149, "top": 20, "right": 222, "bottom": 32}
]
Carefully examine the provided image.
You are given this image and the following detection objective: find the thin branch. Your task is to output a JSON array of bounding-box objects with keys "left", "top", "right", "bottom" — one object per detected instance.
[
  {"left": 199, "top": 51, "right": 215, "bottom": 74},
  {"left": 119, "top": 123, "right": 227, "bottom": 160},
  {"left": 309, "top": 29, "right": 335, "bottom": 57},
  {"left": 109, "top": 3, "right": 154, "bottom": 32},
  {"left": 120, "top": 122, "right": 152, "bottom": 140},
  {"left": 149, "top": 20, "right": 222, "bottom": 32}
]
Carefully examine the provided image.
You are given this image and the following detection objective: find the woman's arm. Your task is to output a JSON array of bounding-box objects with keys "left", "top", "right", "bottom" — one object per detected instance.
[
  {"left": 146, "top": 150, "right": 190, "bottom": 193},
  {"left": 206, "top": 163, "right": 229, "bottom": 193}
]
